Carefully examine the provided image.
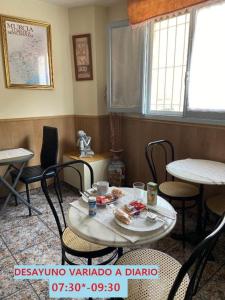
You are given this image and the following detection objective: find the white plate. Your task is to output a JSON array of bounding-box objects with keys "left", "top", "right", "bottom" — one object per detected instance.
[
  {"left": 81, "top": 187, "right": 124, "bottom": 206},
  {"left": 114, "top": 213, "right": 164, "bottom": 232}
]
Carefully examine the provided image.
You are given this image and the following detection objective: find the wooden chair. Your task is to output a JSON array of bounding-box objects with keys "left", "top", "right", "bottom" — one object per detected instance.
[
  {"left": 145, "top": 140, "right": 200, "bottom": 248},
  {"left": 114, "top": 213, "right": 225, "bottom": 300},
  {"left": 11, "top": 126, "right": 61, "bottom": 216},
  {"left": 41, "top": 160, "right": 118, "bottom": 265}
]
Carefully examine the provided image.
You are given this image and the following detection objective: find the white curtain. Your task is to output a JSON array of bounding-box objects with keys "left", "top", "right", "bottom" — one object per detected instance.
[{"left": 109, "top": 23, "right": 147, "bottom": 112}]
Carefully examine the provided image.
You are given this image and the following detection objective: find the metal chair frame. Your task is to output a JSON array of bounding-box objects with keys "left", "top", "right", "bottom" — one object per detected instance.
[
  {"left": 168, "top": 213, "right": 225, "bottom": 299},
  {"left": 145, "top": 140, "right": 200, "bottom": 248},
  {"left": 113, "top": 214, "right": 225, "bottom": 300},
  {"left": 41, "top": 159, "right": 118, "bottom": 265},
  {"left": 11, "top": 126, "right": 62, "bottom": 216}
]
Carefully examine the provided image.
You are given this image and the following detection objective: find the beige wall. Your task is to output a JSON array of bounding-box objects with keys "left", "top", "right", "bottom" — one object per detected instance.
[
  {"left": 69, "top": 5, "right": 108, "bottom": 116},
  {"left": 0, "top": 0, "right": 74, "bottom": 119},
  {"left": 108, "top": 0, "right": 128, "bottom": 23},
  {"left": 0, "top": 0, "right": 128, "bottom": 120}
]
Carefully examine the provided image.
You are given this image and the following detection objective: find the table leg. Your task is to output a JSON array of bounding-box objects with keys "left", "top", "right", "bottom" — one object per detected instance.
[
  {"left": 186, "top": 184, "right": 205, "bottom": 246},
  {"left": 196, "top": 184, "right": 204, "bottom": 233},
  {"left": 0, "top": 162, "right": 26, "bottom": 211}
]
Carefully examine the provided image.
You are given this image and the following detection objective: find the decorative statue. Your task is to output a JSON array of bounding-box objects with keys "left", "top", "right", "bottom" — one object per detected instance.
[{"left": 77, "top": 130, "right": 94, "bottom": 158}]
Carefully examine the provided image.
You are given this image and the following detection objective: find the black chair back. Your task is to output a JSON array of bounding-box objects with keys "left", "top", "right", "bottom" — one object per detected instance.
[
  {"left": 40, "top": 126, "right": 58, "bottom": 169},
  {"left": 145, "top": 140, "right": 174, "bottom": 184},
  {"left": 41, "top": 160, "right": 94, "bottom": 238},
  {"left": 168, "top": 213, "right": 225, "bottom": 300}
]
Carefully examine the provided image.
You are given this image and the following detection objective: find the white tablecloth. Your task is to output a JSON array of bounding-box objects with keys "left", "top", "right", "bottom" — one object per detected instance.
[{"left": 70, "top": 190, "right": 174, "bottom": 244}]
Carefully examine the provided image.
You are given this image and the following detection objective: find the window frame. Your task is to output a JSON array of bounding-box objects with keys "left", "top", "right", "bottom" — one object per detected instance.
[
  {"left": 146, "top": 13, "right": 191, "bottom": 117},
  {"left": 108, "top": 2, "right": 225, "bottom": 125}
]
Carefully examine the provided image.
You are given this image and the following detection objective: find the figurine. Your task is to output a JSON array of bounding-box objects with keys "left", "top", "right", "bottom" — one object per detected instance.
[{"left": 77, "top": 130, "right": 94, "bottom": 157}]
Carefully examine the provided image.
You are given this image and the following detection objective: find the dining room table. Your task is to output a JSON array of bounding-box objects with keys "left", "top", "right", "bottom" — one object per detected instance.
[
  {"left": 68, "top": 187, "right": 177, "bottom": 251},
  {"left": 166, "top": 158, "right": 225, "bottom": 244}
]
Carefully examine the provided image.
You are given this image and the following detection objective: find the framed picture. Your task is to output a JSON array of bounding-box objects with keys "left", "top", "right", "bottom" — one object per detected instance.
[
  {"left": 72, "top": 34, "right": 93, "bottom": 81},
  {"left": 0, "top": 15, "right": 54, "bottom": 89}
]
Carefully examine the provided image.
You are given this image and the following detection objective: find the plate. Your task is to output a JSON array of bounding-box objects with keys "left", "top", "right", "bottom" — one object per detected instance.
[
  {"left": 114, "top": 213, "right": 164, "bottom": 232},
  {"left": 81, "top": 187, "right": 123, "bottom": 207}
]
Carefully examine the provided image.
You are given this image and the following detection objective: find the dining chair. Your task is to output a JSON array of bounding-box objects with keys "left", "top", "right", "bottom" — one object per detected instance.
[
  {"left": 11, "top": 126, "right": 61, "bottom": 216},
  {"left": 145, "top": 140, "right": 200, "bottom": 248},
  {"left": 204, "top": 194, "right": 225, "bottom": 229},
  {"left": 114, "top": 213, "right": 225, "bottom": 300},
  {"left": 41, "top": 159, "right": 118, "bottom": 265}
]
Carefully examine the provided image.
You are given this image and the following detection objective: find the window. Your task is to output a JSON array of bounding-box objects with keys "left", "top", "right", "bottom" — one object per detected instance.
[
  {"left": 108, "top": 20, "right": 146, "bottom": 112},
  {"left": 187, "top": 1, "right": 225, "bottom": 119},
  {"left": 150, "top": 14, "right": 190, "bottom": 114},
  {"left": 108, "top": 1, "right": 225, "bottom": 121}
]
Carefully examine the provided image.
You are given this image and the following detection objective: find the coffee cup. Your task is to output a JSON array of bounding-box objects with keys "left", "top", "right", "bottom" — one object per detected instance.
[{"left": 92, "top": 181, "right": 109, "bottom": 195}]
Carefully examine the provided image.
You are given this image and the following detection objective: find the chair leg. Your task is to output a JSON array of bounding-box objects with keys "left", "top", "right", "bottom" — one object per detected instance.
[
  {"left": 61, "top": 250, "right": 65, "bottom": 265},
  {"left": 203, "top": 207, "right": 209, "bottom": 232},
  {"left": 118, "top": 247, "right": 123, "bottom": 258},
  {"left": 182, "top": 200, "right": 186, "bottom": 249},
  {"left": 54, "top": 175, "right": 63, "bottom": 203},
  {"left": 25, "top": 183, "right": 32, "bottom": 217}
]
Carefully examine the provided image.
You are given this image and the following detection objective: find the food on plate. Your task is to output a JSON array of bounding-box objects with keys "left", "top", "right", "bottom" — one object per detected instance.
[
  {"left": 114, "top": 208, "right": 131, "bottom": 225},
  {"left": 111, "top": 188, "right": 123, "bottom": 199},
  {"left": 124, "top": 200, "right": 146, "bottom": 215},
  {"left": 96, "top": 196, "right": 110, "bottom": 205}
]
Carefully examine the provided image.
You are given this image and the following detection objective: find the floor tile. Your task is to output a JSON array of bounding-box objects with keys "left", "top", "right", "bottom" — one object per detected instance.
[
  {"left": 1, "top": 217, "right": 55, "bottom": 254},
  {"left": 0, "top": 256, "right": 28, "bottom": 298},
  {"left": 15, "top": 237, "right": 61, "bottom": 265},
  {"left": 2, "top": 285, "right": 39, "bottom": 300},
  {"left": 197, "top": 280, "right": 225, "bottom": 300},
  {"left": 0, "top": 236, "right": 11, "bottom": 261}
]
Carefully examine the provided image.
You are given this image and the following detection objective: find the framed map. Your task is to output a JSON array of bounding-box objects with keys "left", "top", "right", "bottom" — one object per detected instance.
[
  {"left": 0, "top": 15, "right": 54, "bottom": 89},
  {"left": 72, "top": 34, "right": 93, "bottom": 81}
]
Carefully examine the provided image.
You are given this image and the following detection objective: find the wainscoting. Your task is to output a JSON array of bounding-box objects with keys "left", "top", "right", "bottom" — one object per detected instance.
[
  {"left": 121, "top": 116, "right": 225, "bottom": 197},
  {"left": 0, "top": 114, "right": 110, "bottom": 197},
  {"left": 1, "top": 114, "right": 225, "bottom": 198}
]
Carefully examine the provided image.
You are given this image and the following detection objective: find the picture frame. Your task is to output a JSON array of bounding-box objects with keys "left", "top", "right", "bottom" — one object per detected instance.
[
  {"left": 0, "top": 15, "right": 54, "bottom": 89},
  {"left": 72, "top": 34, "right": 93, "bottom": 81}
]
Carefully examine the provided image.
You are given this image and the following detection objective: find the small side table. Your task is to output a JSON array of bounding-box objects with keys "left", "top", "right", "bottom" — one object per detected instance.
[
  {"left": 63, "top": 152, "right": 111, "bottom": 191},
  {"left": 0, "top": 148, "right": 41, "bottom": 215}
]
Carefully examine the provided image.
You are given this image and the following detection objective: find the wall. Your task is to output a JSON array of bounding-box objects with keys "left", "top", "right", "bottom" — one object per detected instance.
[
  {"left": 69, "top": 5, "right": 110, "bottom": 157},
  {"left": 108, "top": 0, "right": 225, "bottom": 199},
  {"left": 69, "top": 5, "right": 108, "bottom": 116},
  {"left": 108, "top": 0, "right": 128, "bottom": 23},
  {"left": 0, "top": 0, "right": 76, "bottom": 197},
  {"left": 0, "top": 0, "right": 74, "bottom": 119}
]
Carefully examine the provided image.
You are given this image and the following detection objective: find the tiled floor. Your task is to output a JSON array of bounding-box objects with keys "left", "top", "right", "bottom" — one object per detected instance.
[{"left": 0, "top": 185, "right": 225, "bottom": 300}]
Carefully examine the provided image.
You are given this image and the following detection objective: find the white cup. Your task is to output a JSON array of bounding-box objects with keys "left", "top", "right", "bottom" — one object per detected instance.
[{"left": 92, "top": 181, "right": 109, "bottom": 195}]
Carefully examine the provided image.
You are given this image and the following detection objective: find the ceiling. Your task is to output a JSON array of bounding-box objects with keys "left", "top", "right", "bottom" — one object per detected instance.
[{"left": 42, "top": 0, "right": 121, "bottom": 8}]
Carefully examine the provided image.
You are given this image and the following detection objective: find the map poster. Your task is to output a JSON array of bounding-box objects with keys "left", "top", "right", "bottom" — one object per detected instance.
[
  {"left": 72, "top": 34, "right": 93, "bottom": 81},
  {"left": 0, "top": 16, "right": 54, "bottom": 89}
]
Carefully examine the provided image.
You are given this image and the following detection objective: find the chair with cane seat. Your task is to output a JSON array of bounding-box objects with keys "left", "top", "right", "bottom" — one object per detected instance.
[
  {"left": 115, "top": 213, "right": 225, "bottom": 300},
  {"left": 206, "top": 194, "right": 225, "bottom": 217},
  {"left": 145, "top": 140, "right": 200, "bottom": 248},
  {"left": 41, "top": 160, "right": 118, "bottom": 265},
  {"left": 11, "top": 126, "right": 61, "bottom": 216}
]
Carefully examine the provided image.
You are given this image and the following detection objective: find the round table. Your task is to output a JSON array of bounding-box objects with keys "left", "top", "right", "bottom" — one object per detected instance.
[
  {"left": 167, "top": 159, "right": 225, "bottom": 185},
  {"left": 166, "top": 158, "right": 225, "bottom": 243},
  {"left": 68, "top": 188, "right": 177, "bottom": 248}
]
